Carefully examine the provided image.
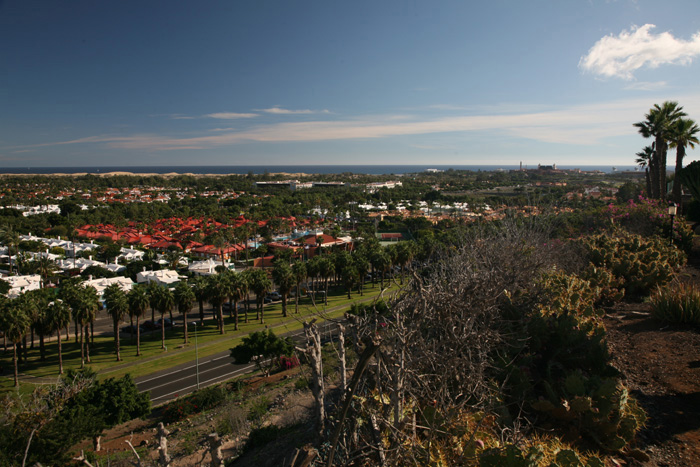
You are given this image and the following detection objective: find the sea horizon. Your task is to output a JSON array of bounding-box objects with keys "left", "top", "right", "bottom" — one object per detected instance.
[{"left": 0, "top": 164, "right": 640, "bottom": 175}]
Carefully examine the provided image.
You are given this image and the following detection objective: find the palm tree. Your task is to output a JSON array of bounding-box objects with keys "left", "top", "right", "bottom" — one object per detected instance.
[
  {"left": 272, "top": 260, "right": 295, "bottom": 318},
  {"left": 46, "top": 299, "right": 71, "bottom": 374},
  {"left": 174, "top": 281, "right": 195, "bottom": 343},
  {"left": 318, "top": 257, "right": 335, "bottom": 306},
  {"left": 248, "top": 268, "right": 272, "bottom": 324},
  {"left": 669, "top": 118, "right": 700, "bottom": 204},
  {"left": 635, "top": 145, "right": 654, "bottom": 197},
  {"left": 2, "top": 300, "right": 31, "bottom": 386},
  {"left": 165, "top": 249, "right": 184, "bottom": 270},
  {"left": 206, "top": 273, "right": 230, "bottom": 334},
  {"left": 127, "top": 284, "right": 149, "bottom": 356},
  {"left": 76, "top": 285, "right": 100, "bottom": 367},
  {"left": 634, "top": 101, "right": 686, "bottom": 199},
  {"left": 225, "top": 270, "right": 246, "bottom": 331},
  {"left": 146, "top": 281, "right": 160, "bottom": 326},
  {"left": 154, "top": 285, "right": 175, "bottom": 349},
  {"left": 35, "top": 255, "right": 58, "bottom": 288},
  {"left": 291, "top": 260, "right": 307, "bottom": 313},
  {"left": 189, "top": 275, "right": 208, "bottom": 324},
  {"left": 103, "top": 284, "right": 128, "bottom": 361}
]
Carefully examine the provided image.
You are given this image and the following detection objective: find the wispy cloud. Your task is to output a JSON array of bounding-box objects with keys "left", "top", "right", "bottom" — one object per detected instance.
[
  {"left": 204, "top": 112, "right": 259, "bottom": 119},
  {"left": 29, "top": 94, "right": 700, "bottom": 152},
  {"left": 256, "top": 106, "right": 330, "bottom": 115},
  {"left": 579, "top": 24, "right": 700, "bottom": 80},
  {"left": 623, "top": 81, "right": 667, "bottom": 91}
]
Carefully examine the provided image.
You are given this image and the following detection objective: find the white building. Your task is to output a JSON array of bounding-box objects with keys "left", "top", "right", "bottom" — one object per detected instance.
[
  {"left": 136, "top": 269, "right": 182, "bottom": 287},
  {"left": 3, "top": 274, "right": 42, "bottom": 298},
  {"left": 84, "top": 276, "right": 135, "bottom": 296}
]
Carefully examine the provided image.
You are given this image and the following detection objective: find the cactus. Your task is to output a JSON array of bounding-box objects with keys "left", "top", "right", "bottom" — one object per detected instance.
[{"left": 581, "top": 230, "right": 685, "bottom": 297}]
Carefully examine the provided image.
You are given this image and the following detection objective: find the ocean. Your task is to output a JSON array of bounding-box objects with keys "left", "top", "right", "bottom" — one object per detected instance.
[{"left": 0, "top": 165, "right": 640, "bottom": 175}]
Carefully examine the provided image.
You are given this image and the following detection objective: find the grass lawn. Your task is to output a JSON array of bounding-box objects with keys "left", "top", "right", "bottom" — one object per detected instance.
[{"left": 0, "top": 280, "right": 399, "bottom": 395}]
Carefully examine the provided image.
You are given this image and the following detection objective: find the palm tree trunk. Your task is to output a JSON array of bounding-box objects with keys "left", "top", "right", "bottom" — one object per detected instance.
[
  {"left": 218, "top": 305, "right": 225, "bottom": 334},
  {"left": 114, "top": 316, "right": 121, "bottom": 361},
  {"left": 161, "top": 313, "right": 166, "bottom": 350},
  {"left": 85, "top": 325, "right": 91, "bottom": 363},
  {"left": 13, "top": 342, "right": 19, "bottom": 387},
  {"left": 198, "top": 299, "right": 204, "bottom": 324},
  {"left": 183, "top": 310, "right": 189, "bottom": 343},
  {"left": 673, "top": 146, "right": 686, "bottom": 205},
  {"left": 233, "top": 302, "right": 239, "bottom": 331},
  {"left": 80, "top": 323, "right": 85, "bottom": 368},
  {"left": 136, "top": 316, "right": 141, "bottom": 356},
  {"left": 39, "top": 334, "right": 45, "bottom": 361},
  {"left": 57, "top": 329, "right": 63, "bottom": 375},
  {"left": 260, "top": 301, "right": 265, "bottom": 324}
]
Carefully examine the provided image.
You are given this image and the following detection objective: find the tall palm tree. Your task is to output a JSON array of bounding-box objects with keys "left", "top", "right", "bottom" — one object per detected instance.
[
  {"left": 634, "top": 101, "right": 686, "bottom": 199},
  {"left": 127, "top": 284, "right": 149, "bottom": 356},
  {"left": 103, "top": 284, "right": 128, "bottom": 361},
  {"left": 635, "top": 145, "right": 654, "bottom": 197},
  {"left": 669, "top": 118, "right": 700, "bottom": 204},
  {"left": 189, "top": 275, "right": 208, "bottom": 324},
  {"left": 272, "top": 260, "right": 295, "bottom": 318},
  {"left": 154, "top": 285, "right": 174, "bottom": 349},
  {"left": 318, "top": 257, "right": 335, "bottom": 306},
  {"left": 46, "top": 299, "right": 71, "bottom": 375},
  {"left": 174, "top": 281, "right": 195, "bottom": 343},
  {"left": 225, "top": 270, "right": 246, "bottom": 331},
  {"left": 206, "top": 273, "right": 230, "bottom": 334},
  {"left": 77, "top": 285, "right": 100, "bottom": 367},
  {"left": 248, "top": 268, "right": 272, "bottom": 324},
  {"left": 291, "top": 260, "right": 307, "bottom": 313},
  {"left": 35, "top": 255, "right": 58, "bottom": 288},
  {"left": 3, "top": 300, "right": 31, "bottom": 386}
]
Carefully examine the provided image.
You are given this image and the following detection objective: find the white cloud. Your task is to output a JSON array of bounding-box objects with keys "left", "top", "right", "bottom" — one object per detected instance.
[
  {"left": 623, "top": 81, "right": 667, "bottom": 91},
  {"left": 204, "top": 112, "right": 259, "bottom": 119},
  {"left": 579, "top": 24, "right": 700, "bottom": 79},
  {"left": 257, "top": 106, "right": 330, "bottom": 115},
  {"left": 31, "top": 93, "right": 700, "bottom": 151}
]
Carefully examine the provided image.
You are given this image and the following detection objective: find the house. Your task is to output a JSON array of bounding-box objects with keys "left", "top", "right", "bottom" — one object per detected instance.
[
  {"left": 188, "top": 258, "right": 221, "bottom": 276},
  {"left": 136, "top": 269, "right": 182, "bottom": 287},
  {"left": 84, "top": 276, "right": 134, "bottom": 296},
  {"left": 4, "top": 274, "right": 42, "bottom": 298}
]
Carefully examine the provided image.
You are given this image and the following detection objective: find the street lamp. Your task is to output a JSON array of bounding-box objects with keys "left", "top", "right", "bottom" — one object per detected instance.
[
  {"left": 668, "top": 202, "right": 677, "bottom": 246},
  {"left": 193, "top": 322, "right": 200, "bottom": 390}
]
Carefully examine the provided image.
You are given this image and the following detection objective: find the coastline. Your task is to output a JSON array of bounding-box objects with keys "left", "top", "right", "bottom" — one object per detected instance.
[{"left": 0, "top": 171, "right": 312, "bottom": 178}]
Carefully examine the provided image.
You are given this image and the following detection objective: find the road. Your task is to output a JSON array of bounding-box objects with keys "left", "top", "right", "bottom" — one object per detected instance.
[{"left": 135, "top": 319, "right": 341, "bottom": 405}]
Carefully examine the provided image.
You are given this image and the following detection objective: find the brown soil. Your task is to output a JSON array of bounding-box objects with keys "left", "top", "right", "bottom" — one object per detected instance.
[{"left": 604, "top": 260, "right": 700, "bottom": 466}]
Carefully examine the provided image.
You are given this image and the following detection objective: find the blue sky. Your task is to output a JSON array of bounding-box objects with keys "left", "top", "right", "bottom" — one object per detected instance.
[{"left": 2, "top": 0, "right": 700, "bottom": 168}]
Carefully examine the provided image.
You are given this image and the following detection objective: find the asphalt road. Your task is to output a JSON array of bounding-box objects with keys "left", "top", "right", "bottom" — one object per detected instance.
[{"left": 135, "top": 320, "right": 341, "bottom": 405}]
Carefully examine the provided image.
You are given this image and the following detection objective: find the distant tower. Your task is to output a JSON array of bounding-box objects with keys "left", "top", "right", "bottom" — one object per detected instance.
[{"left": 520, "top": 161, "right": 522, "bottom": 171}]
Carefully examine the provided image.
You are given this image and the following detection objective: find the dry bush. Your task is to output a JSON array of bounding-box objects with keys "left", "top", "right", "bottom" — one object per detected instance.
[{"left": 328, "top": 217, "right": 560, "bottom": 466}]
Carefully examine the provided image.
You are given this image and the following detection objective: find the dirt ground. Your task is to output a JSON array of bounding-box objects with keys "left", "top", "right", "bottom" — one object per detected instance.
[{"left": 605, "top": 254, "right": 700, "bottom": 466}]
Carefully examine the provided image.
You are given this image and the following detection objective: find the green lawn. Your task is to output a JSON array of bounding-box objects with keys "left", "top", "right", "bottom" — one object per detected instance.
[{"left": 0, "top": 281, "right": 399, "bottom": 395}]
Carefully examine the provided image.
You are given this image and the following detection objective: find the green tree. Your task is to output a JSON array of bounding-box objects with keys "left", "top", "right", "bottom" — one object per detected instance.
[
  {"left": 248, "top": 268, "right": 272, "bottom": 323},
  {"left": 2, "top": 299, "right": 31, "bottom": 386},
  {"left": 229, "top": 329, "right": 294, "bottom": 376},
  {"left": 206, "top": 272, "right": 230, "bottom": 334},
  {"left": 272, "top": 260, "right": 295, "bottom": 318},
  {"left": 46, "top": 299, "right": 72, "bottom": 374},
  {"left": 669, "top": 117, "right": 700, "bottom": 204},
  {"left": 291, "top": 260, "right": 307, "bottom": 313},
  {"left": 103, "top": 284, "right": 128, "bottom": 361},
  {"left": 635, "top": 145, "right": 654, "bottom": 196},
  {"left": 189, "top": 275, "right": 208, "bottom": 324},
  {"left": 634, "top": 101, "right": 686, "bottom": 199},
  {"left": 174, "top": 281, "right": 195, "bottom": 343},
  {"left": 127, "top": 284, "right": 149, "bottom": 356},
  {"left": 153, "top": 285, "right": 174, "bottom": 349}
]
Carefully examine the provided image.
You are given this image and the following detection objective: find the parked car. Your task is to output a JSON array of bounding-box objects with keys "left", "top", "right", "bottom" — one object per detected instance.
[
  {"left": 266, "top": 292, "right": 281, "bottom": 301},
  {"left": 141, "top": 320, "right": 161, "bottom": 331},
  {"left": 158, "top": 318, "right": 174, "bottom": 327},
  {"left": 121, "top": 324, "right": 141, "bottom": 334}
]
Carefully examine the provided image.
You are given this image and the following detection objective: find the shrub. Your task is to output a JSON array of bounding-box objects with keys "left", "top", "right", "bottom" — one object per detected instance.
[
  {"left": 651, "top": 283, "right": 700, "bottom": 325},
  {"left": 247, "top": 396, "right": 270, "bottom": 422},
  {"left": 604, "top": 196, "right": 693, "bottom": 253},
  {"left": 161, "top": 385, "right": 229, "bottom": 423}
]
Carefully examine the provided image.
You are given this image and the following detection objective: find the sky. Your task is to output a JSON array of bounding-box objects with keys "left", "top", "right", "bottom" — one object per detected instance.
[{"left": 1, "top": 0, "right": 700, "bottom": 168}]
